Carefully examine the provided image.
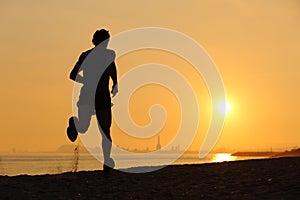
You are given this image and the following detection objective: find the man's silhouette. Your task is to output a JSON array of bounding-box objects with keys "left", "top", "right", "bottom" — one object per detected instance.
[{"left": 67, "top": 29, "right": 118, "bottom": 171}]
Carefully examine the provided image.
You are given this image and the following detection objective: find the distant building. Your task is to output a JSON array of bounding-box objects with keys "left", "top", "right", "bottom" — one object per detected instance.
[{"left": 156, "top": 135, "right": 161, "bottom": 150}]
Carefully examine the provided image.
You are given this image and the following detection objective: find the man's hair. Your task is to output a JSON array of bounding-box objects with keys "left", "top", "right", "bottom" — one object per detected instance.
[{"left": 92, "top": 29, "right": 110, "bottom": 46}]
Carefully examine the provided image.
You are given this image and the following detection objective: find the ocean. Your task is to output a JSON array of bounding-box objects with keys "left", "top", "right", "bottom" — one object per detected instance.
[{"left": 0, "top": 152, "right": 266, "bottom": 176}]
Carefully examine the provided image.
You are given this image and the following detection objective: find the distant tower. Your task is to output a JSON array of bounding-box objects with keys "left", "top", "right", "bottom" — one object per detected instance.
[{"left": 156, "top": 135, "right": 161, "bottom": 150}]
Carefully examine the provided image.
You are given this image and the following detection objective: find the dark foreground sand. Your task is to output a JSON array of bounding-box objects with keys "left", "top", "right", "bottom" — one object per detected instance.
[{"left": 1, "top": 157, "right": 299, "bottom": 199}]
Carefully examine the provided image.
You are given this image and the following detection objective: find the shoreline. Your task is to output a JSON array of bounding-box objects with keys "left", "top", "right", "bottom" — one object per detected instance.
[
  {"left": 231, "top": 148, "right": 300, "bottom": 158},
  {"left": 1, "top": 157, "right": 299, "bottom": 199},
  {"left": 1, "top": 151, "right": 299, "bottom": 177}
]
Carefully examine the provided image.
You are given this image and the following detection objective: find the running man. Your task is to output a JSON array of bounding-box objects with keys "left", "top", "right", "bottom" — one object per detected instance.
[{"left": 67, "top": 29, "right": 118, "bottom": 171}]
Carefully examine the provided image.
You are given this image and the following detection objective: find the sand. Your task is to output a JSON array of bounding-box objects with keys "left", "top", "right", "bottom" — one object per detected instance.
[{"left": 0, "top": 157, "right": 299, "bottom": 199}]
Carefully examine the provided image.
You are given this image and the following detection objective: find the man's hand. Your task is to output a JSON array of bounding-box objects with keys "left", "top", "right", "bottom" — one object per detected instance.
[{"left": 111, "top": 83, "right": 118, "bottom": 97}]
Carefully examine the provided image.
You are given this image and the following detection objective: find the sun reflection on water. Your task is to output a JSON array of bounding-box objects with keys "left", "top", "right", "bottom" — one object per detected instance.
[{"left": 211, "top": 153, "right": 237, "bottom": 163}]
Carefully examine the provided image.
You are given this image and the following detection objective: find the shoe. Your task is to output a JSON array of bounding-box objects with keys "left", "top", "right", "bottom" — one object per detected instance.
[
  {"left": 67, "top": 126, "right": 78, "bottom": 142},
  {"left": 69, "top": 117, "right": 76, "bottom": 128},
  {"left": 67, "top": 117, "right": 78, "bottom": 142},
  {"left": 103, "top": 157, "right": 115, "bottom": 172}
]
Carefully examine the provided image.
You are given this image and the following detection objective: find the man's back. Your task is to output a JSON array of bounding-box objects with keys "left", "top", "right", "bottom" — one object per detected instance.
[{"left": 80, "top": 48, "right": 115, "bottom": 91}]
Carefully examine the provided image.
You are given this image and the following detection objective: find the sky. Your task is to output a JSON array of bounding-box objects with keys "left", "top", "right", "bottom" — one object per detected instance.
[{"left": 0, "top": 0, "right": 299, "bottom": 153}]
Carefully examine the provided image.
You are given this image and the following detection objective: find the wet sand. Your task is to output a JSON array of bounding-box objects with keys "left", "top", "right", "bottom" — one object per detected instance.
[{"left": 0, "top": 157, "right": 299, "bottom": 199}]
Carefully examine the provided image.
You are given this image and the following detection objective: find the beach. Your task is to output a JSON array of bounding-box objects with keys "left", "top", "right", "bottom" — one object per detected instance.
[{"left": 1, "top": 157, "right": 299, "bottom": 199}]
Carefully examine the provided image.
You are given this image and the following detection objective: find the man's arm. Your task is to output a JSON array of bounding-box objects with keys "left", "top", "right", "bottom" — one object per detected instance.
[
  {"left": 70, "top": 52, "right": 89, "bottom": 83},
  {"left": 109, "top": 61, "right": 118, "bottom": 97}
]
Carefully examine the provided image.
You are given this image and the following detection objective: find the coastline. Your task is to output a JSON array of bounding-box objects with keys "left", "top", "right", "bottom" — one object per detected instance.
[
  {"left": 231, "top": 148, "right": 300, "bottom": 158},
  {"left": 1, "top": 157, "right": 299, "bottom": 199}
]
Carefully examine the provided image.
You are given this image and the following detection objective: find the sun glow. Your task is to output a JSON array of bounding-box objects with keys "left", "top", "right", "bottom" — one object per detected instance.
[
  {"left": 211, "top": 153, "right": 236, "bottom": 163},
  {"left": 217, "top": 100, "right": 231, "bottom": 115}
]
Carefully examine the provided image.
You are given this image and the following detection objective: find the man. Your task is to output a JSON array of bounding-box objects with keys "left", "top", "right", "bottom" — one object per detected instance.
[{"left": 67, "top": 29, "right": 118, "bottom": 171}]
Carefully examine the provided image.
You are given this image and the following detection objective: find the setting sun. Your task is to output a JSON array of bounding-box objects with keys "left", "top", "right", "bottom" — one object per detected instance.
[{"left": 217, "top": 100, "right": 231, "bottom": 115}]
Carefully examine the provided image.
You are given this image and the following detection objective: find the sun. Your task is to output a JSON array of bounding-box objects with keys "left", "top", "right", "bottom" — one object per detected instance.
[{"left": 217, "top": 100, "right": 231, "bottom": 115}]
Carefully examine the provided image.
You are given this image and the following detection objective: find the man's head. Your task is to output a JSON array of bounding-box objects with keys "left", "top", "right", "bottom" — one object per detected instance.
[{"left": 92, "top": 29, "right": 110, "bottom": 46}]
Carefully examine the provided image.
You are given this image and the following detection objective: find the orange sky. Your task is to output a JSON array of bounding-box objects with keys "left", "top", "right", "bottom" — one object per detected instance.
[{"left": 0, "top": 0, "right": 299, "bottom": 153}]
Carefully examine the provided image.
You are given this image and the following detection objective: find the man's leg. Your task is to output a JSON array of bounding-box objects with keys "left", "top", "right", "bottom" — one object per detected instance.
[
  {"left": 96, "top": 107, "right": 114, "bottom": 167},
  {"left": 67, "top": 105, "right": 94, "bottom": 142},
  {"left": 76, "top": 105, "right": 94, "bottom": 133}
]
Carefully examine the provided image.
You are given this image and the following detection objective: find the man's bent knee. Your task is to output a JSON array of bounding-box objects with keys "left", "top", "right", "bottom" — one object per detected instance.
[{"left": 76, "top": 122, "right": 90, "bottom": 133}]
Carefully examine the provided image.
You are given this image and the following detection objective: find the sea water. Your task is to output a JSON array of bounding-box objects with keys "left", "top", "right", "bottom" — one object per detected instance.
[{"left": 0, "top": 152, "right": 266, "bottom": 176}]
